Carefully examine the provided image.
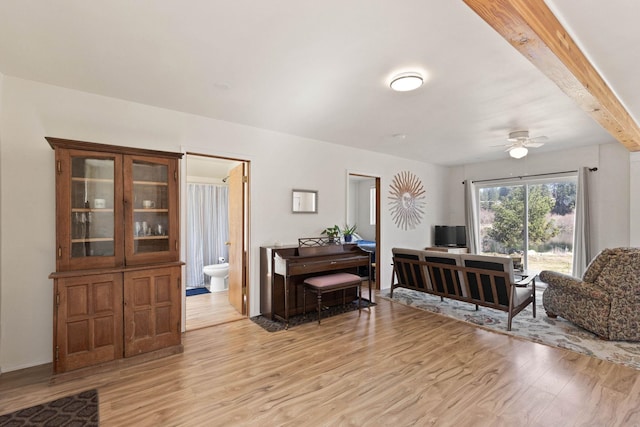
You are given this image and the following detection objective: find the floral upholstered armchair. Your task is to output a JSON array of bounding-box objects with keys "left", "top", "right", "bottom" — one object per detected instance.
[{"left": 540, "top": 248, "right": 640, "bottom": 341}]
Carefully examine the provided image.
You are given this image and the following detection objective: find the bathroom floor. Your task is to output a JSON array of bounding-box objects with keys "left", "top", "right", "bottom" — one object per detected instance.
[{"left": 185, "top": 290, "right": 245, "bottom": 330}]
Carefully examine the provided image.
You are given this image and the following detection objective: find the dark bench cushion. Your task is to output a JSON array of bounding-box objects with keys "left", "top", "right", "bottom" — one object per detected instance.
[{"left": 304, "top": 273, "right": 362, "bottom": 291}]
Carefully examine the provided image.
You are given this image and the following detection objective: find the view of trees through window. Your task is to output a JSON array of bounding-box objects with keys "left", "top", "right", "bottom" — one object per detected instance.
[{"left": 479, "top": 180, "right": 576, "bottom": 274}]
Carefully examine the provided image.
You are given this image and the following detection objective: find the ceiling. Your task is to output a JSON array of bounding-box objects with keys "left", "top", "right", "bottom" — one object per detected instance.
[{"left": 0, "top": 1, "right": 637, "bottom": 166}]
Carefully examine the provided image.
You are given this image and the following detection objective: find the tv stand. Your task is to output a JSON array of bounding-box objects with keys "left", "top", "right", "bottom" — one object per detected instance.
[{"left": 424, "top": 246, "right": 468, "bottom": 254}]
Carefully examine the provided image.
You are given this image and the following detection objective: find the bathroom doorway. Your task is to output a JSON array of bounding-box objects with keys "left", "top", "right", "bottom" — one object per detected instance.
[
  {"left": 184, "top": 154, "right": 248, "bottom": 330},
  {"left": 347, "top": 173, "right": 380, "bottom": 290}
]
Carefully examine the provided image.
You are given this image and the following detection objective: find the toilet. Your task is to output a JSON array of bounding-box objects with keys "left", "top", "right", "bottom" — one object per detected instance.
[{"left": 203, "top": 263, "right": 229, "bottom": 292}]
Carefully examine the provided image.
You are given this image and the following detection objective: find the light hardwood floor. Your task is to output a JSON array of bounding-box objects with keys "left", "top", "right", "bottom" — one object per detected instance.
[
  {"left": 185, "top": 289, "right": 245, "bottom": 330},
  {"left": 2, "top": 293, "right": 640, "bottom": 426}
]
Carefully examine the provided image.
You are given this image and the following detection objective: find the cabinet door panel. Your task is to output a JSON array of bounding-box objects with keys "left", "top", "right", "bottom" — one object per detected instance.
[
  {"left": 55, "top": 273, "right": 123, "bottom": 373},
  {"left": 55, "top": 148, "right": 124, "bottom": 271},
  {"left": 124, "top": 156, "right": 179, "bottom": 265},
  {"left": 124, "top": 267, "right": 181, "bottom": 357}
]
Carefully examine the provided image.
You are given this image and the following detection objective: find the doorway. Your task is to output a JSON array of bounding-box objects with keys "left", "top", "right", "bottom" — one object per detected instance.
[
  {"left": 184, "top": 154, "right": 249, "bottom": 330},
  {"left": 347, "top": 173, "right": 381, "bottom": 290}
]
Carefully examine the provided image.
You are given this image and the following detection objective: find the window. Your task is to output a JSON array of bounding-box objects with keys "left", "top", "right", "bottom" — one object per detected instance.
[
  {"left": 369, "top": 187, "right": 376, "bottom": 225},
  {"left": 477, "top": 176, "right": 577, "bottom": 273}
]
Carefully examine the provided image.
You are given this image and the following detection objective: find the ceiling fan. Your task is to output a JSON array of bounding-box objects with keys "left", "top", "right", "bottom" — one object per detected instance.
[{"left": 502, "top": 130, "right": 548, "bottom": 159}]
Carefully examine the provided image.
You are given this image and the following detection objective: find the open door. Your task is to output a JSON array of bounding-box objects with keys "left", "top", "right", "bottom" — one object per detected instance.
[
  {"left": 347, "top": 173, "right": 381, "bottom": 289},
  {"left": 227, "top": 163, "right": 246, "bottom": 314}
]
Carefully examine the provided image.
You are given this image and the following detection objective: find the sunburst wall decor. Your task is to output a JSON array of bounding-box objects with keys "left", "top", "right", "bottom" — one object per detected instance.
[{"left": 388, "top": 171, "right": 426, "bottom": 230}]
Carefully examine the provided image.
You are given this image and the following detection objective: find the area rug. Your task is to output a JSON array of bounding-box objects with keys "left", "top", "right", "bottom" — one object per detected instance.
[
  {"left": 0, "top": 389, "right": 98, "bottom": 426},
  {"left": 380, "top": 288, "right": 640, "bottom": 371},
  {"left": 251, "top": 299, "right": 376, "bottom": 332},
  {"left": 186, "top": 287, "right": 211, "bottom": 297}
]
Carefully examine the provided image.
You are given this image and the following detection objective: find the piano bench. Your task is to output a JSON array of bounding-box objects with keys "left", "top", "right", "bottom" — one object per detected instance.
[{"left": 303, "top": 273, "right": 362, "bottom": 325}]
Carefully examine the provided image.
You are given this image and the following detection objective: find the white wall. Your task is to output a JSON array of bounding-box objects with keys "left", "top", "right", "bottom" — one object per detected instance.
[
  {"left": 447, "top": 142, "right": 632, "bottom": 257},
  {"left": 0, "top": 76, "right": 447, "bottom": 372},
  {"left": 593, "top": 143, "right": 630, "bottom": 249}
]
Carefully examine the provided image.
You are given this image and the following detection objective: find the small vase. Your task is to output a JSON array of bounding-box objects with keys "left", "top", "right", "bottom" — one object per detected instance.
[{"left": 344, "top": 234, "right": 353, "bottom": 243}]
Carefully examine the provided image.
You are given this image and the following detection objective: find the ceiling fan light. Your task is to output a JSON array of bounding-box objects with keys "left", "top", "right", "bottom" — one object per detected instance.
[
  {"left": 509, "top": 146, "right": 528, "bottom": 159},
  {"left": 390, "top": 73, "right": 424, "bottom": 92}
]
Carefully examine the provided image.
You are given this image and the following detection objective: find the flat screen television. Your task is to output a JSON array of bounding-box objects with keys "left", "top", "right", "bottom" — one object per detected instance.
[{"left": 434, "top": 225, "right": 467, "bottom": 247}]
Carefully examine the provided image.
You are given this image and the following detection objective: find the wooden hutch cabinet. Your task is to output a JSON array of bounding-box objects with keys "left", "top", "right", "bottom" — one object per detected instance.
[{"left": 47, "top": 137, "right": 183, "bottom": 373}]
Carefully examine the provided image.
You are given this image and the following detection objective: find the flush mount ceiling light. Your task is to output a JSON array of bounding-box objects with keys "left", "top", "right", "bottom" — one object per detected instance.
[
  {"left": 509, "top": 145, "right": 529, "bottom": 159},
  {"left": 390, "top": 72, "right": 424, "bottom": 92}
]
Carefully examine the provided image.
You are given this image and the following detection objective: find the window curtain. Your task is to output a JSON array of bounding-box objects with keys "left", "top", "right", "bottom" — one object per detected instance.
[
  {"left": 572, "top": 167, "right": 591, "bottom": 277},
  {"left": 464, "top": 179, "right": 479, "bottom": 254},
  {"left": 186, "top": 183, "right": 229, "bottom": 287}
]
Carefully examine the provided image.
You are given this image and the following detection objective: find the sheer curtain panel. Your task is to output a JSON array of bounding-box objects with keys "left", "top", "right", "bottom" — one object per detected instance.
[{"left": 186, "top": 184, "right": 229, "bottom": 287}]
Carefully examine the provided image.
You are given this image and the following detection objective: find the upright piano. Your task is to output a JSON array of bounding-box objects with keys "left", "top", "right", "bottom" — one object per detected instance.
[{"left": 260, "top": 243, "right": 371, "bottom": 325}]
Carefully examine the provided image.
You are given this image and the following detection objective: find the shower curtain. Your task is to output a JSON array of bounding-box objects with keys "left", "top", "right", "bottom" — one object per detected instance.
[{"left": 186, "top": 183, "right": 229, "bottom": 287}]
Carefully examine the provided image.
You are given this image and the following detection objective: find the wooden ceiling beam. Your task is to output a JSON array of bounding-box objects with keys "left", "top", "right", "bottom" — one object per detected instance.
[{"left": 463, "top": 0, "right": 640, "bottom": 152}]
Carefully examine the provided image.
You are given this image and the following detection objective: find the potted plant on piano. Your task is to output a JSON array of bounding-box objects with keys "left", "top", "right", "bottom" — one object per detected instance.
[
  {"left": 342, "top": 224, "right": 358, "bottom": 243},
  {"left": 321, "top": 224, "right": 341, "bottom": 243}
]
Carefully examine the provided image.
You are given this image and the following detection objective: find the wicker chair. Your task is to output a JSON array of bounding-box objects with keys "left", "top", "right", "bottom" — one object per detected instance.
[{"left": 540, "top": 247, "right": 640, "bottom": 341}]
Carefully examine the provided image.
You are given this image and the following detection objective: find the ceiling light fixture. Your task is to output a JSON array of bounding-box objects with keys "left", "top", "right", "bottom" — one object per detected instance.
[
  {"left": 390, "top": 72, "right": 424, "bottom": 92},
  {"left": 509, "top": 145, "right": 528, "bottom": 159}
]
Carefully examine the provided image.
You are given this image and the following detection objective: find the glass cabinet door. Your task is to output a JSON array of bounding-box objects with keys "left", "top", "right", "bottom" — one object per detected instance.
[
  {"left": 57, "top": 149, "right": 124, "bottom": 271},
  {"left": 132, "top": 160, "right": 169, "bottom": 253},
  {"left": 71, "top": 157, "right": 115, "bottom": 257},
  {"left": 125, "top": 156, "right": 179, "bottom": 264}
]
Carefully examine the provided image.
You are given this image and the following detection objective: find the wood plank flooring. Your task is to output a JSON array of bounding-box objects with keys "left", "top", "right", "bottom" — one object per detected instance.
[
  {"left": 2, "top": 293, "right": 640, "bottom": 426},
  {"left": 185, "top": 290, "right": 244, "bottom": 330}
]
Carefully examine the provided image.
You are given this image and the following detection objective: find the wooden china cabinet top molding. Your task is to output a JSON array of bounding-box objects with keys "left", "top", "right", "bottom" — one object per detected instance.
[
  {"left": 46, "top": 137, "right": 184, "bottom": 159},
  {"left": 463, "top": 0, "right": 640, "bottom": 152}
]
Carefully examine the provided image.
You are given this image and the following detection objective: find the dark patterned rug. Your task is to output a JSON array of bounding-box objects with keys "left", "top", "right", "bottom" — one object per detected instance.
[
  {"left": 0, "top": 389, "right": 98, "bottom": 426},
  {"left": 251, "top": 299, "right": 376, "bottom": 332}
]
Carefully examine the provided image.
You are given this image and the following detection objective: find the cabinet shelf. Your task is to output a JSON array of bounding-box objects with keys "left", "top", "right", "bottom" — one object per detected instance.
[
  {"left": 71, "top": 177, "right": 114, "bottom": 184},
  {"left": 72, "top": 208, "right": 114, "bottom": 213},
  {"left": 133, "top": 180, "right": 168, "bottom": 186},
  {"left": 71, "top": 237, "right": 114, "bottom": 243},
  {"left": 134, "top": 235, "right": 169, "bottom": 241},
  {"left": 133, "top": 208, "right": 168, "bottom": 213}
]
